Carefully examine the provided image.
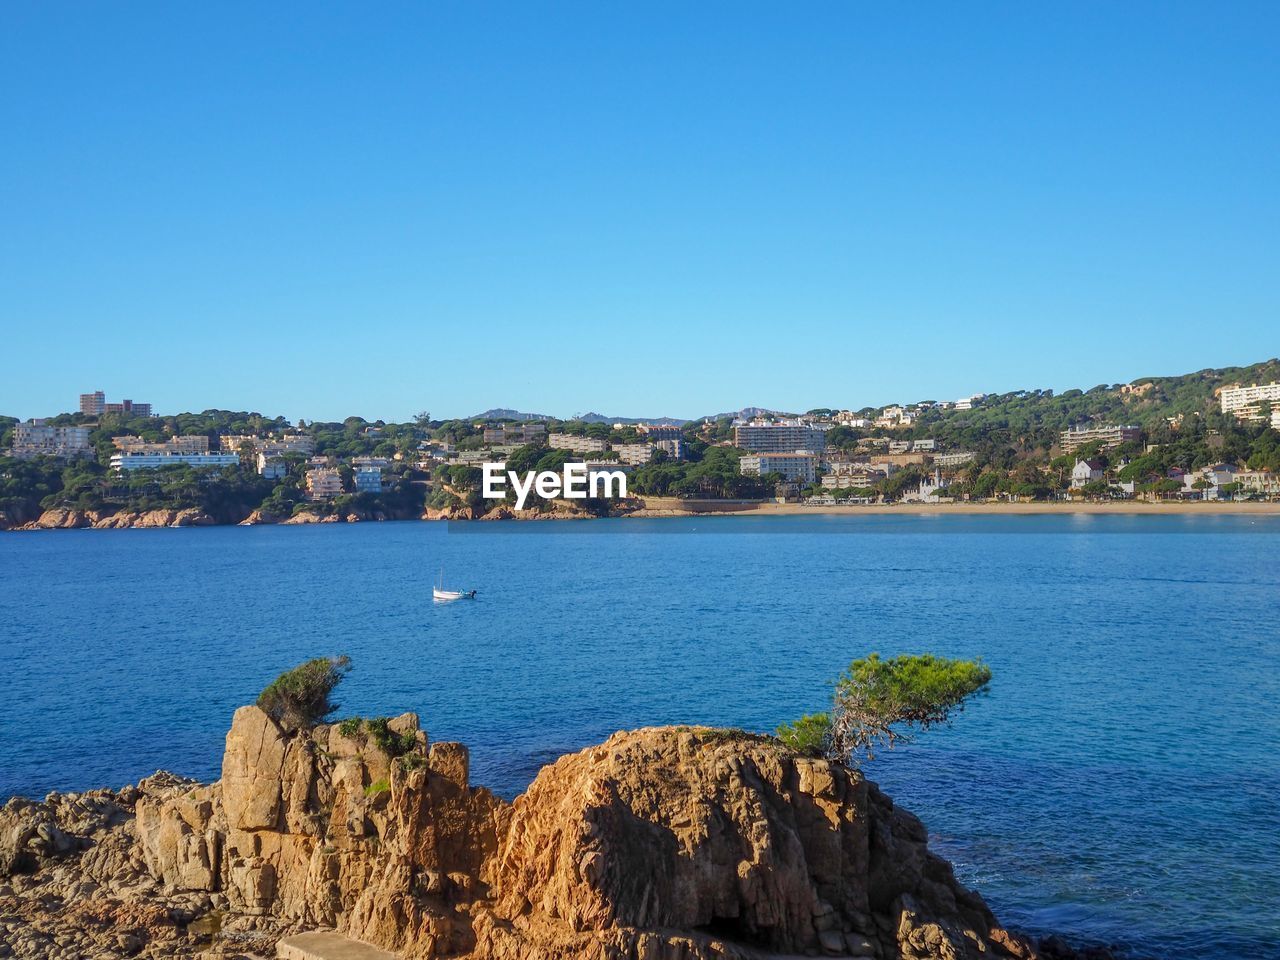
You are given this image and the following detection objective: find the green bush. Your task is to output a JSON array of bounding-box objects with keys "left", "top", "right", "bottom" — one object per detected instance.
[
  {"left": 363, "top": 717, "right": 418, "bottom": 758},
  {"left": 257, "top": 656, "right": 351, "bottom": 731},
  {"left": 364, "top": 778, "right": 390, "bottom": 797},
  {"left": 337, "top": 717, "right": 363, "bottom": 740},
  {"left": 775, "top": 713, "right": 832, "bottom": 756}
]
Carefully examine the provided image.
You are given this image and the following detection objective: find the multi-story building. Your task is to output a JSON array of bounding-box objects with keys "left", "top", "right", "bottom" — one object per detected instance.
[
  {"left": 354, "top": 466, "right": 383, "bottom": 493},
  {"left": 954, "top": 394, "right": 986, "bottom": 411},
  {"left": 732, "top": 421, "right": 826, "bottom": 454},
  {"left": 482, "top": 422, "right": 547, "bottom": 445},
  {"left": 114, "top": 435, "right": 210, "bottom": 454},
  {"left": 933, "top": 451, "right": 976, "bottom": 468},
  {"left": 636, "top": 423, "right": 682, "bottom": 441},
  {"left": 548, "top": 432, "right": 608, "bottom": 455},
  {"left": 739, "top": 453, "right": 819, "bottom": 483},
  {"left": 1220, "top": 382, "right": 1280, "bottom": 421},
  {"left": 821, "top": 464, "right": 888, "bottom": 489},
  {"left": 257, "top": 454, "right": 288, "bottom": 479},
  {"left": 1060, "top": 424, "right": 1141, "bottom": 453},
  {"left": 9, "top": 420, "right": 93, "bottom": 459},
  {"left": 221, "top": 434, "right": 315, "bottom": 456},
  {"left": 653, "top": 438, "right": 684, "bottom": 460},
  {"left": 612, "top": 443, "right": 655, "bottom": 466},
  {"left": 834, "top": 411, "right": 871, "bottom": 428},
  {"left": 104, "top": 400, "right": 152, "bottom": 417},
  {"left": 111, "top": 448, "right": 240, "bottom": 472},
  {"left": 79, "top": 391, "right": 152, "bottom": 418},
  {"left": 306, "top": 468, "right": 343, "bottom": 501}
]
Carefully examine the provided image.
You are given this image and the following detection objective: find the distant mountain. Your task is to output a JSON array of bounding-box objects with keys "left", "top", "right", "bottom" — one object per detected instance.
[
  {"left": 574, "top": 412, "right": 688, "bottom": 426},
  {"left": 467, "top": 408, "right": 688, "bottom": 425},
  {"left": 694, "top": 406, "right": 794, "bottom": 422},
  {"left": 468, "top": 408, "right": 556, "bottom": 422}
]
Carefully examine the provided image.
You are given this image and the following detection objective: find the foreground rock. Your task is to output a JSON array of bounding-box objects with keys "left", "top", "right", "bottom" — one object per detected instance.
[{"left": 0, "top": 711, "right": 1114, "bottom": 960}]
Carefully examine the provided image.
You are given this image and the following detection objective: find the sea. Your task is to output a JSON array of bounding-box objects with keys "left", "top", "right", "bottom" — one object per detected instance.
[{"left": 1, "top": 515, "right": 1277, "bottom": 959}]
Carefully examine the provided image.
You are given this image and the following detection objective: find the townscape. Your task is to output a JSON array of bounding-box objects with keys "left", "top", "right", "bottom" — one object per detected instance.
[{"left": 3, "top": 360, "right": 1280, "bottom": 529}]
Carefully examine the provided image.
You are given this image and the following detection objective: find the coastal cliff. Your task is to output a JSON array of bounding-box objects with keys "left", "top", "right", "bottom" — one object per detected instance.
[{"left": 0, "top": 709, "right": 1111, "bottom": 960}]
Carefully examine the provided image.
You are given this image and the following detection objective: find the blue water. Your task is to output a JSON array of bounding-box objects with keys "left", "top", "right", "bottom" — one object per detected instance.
[{"left": 2, "top": 516, "right": 1278, "bottom": 959}]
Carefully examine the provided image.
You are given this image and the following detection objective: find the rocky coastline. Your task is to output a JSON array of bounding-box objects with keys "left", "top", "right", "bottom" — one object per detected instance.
[{"left": 0, "top": 707, "right": 1118, "bottom": 960}]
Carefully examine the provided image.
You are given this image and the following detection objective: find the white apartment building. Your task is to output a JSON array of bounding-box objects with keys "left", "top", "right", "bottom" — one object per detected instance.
[
  {"left": 732, "top": 421, "right": 826, "bottom": 454},
  {"left": 111, "top": 450, "right": 241, "bottom": 472},
  {"left": 834, "top": 412, "right": 871, "bottom": 428},
  {"left": 954, "top": 394, "right": 986, "bottom": 411},
  {"left": 739, "top": 453, "right": 819, "bottom": 483},
  {"left": 257, "top": 454, "right": 288, "bottom": 479},
  {"left": 612, "top": 443, "right": 655, "bottom": 465},
  {"left": 548, "top": 432, "right": 608, "bottom": 454},
  {"left": 1220, "top": 382, "right": 1280, "bottom": 421},
  {"left": 306, "top": 468, "right": 343, "bottom": 501},
  {"left": 933, "top": 451, "right": 976, "bottom": 468},
  {"left": 1060, "top": 424, "right": 1141, "bottom": 453},
  {"left": 10, "top": 420, "right": 92, "bottom": 459}
]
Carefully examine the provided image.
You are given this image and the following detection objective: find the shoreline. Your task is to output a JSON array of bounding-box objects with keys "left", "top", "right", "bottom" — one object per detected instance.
[
  {"left": 5, "top": 498, "right": 1280, "bottom": 530},
  {"left": 628, "top": 498, "right": 1280, "bottom": 517}
]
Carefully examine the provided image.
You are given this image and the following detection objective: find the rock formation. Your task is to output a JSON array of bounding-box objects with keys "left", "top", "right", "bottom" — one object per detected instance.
[{"left": 0, "top": 712, "right": 1113, "bottom": 960}]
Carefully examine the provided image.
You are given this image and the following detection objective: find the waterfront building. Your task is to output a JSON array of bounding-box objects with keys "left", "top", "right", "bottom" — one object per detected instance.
[
  {"left": 306, "top": 468, "right": 343, "bottom": 501},
  {"left": 821, "top": 466, "right": 887, "bottom": 489},
  {"left": 548, "top": 432, "right": 608, "bottom": 455},
  {"left": 732, "top": 421, "right": 826, "bottom": 454},
  {"left": 1060, "top": 424, "right": 1141, "bottom": 453},
  {"left": 354, "top": 466, "right": 383, "bottom": 493},
  {"left": 10, "top": 420, "right": 92, "bottom": 459},
  {"left": 1220, "top": 382, "right": 1280, "bottom": 421},
  {"left": 739, "top": 453, "right": 819, "bottom": 482},
  {"left": 1070, "top": 459, "right": 1106, "bottom": 488}
]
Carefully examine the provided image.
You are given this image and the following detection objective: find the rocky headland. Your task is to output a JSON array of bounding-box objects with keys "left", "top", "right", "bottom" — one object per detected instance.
[{"left": 0, "top": 709, "right": 1116, "bottom": 960}]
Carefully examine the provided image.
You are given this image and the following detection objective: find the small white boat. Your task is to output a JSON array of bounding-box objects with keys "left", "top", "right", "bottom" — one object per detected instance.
[
  {"left": 433, "top": 586, "right": 476, "bottom": 603},
  {"left": 433, "top": 568, "right": 476, "bottom": 603}
]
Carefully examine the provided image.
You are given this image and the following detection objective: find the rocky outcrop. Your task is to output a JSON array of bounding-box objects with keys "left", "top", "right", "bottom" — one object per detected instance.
[
  {"left": 91, "top": 508, "right": 219, "bottom": 529},
  {"left": 0, "top": 716, "right": 1112, "bottom": 960},
  {"left": 13, "top": 507, "right": 220, "bottom": 530}
]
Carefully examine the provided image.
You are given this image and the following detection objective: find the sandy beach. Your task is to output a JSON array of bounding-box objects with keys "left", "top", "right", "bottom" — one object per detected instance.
[{"left": 630, "top": 497, "right": 1280, "bottom": 517}]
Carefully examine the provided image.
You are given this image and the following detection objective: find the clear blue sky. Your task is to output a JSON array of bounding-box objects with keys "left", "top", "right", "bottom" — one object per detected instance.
[{"left": 2, "top": 3, "right": 1276, "bottom": 422}]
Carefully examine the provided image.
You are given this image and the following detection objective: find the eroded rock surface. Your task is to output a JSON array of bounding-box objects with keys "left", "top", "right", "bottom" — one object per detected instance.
[{"left": 0, "top": 715, "right": 1109, "bottom": 960}]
